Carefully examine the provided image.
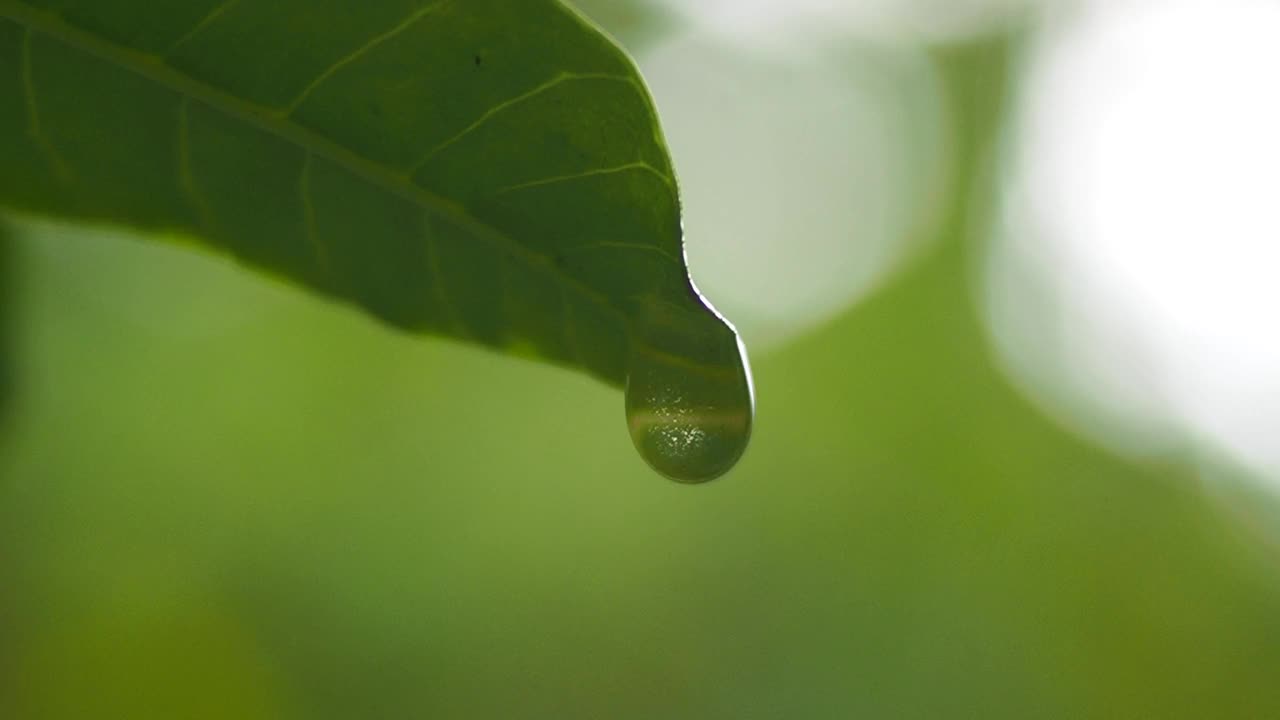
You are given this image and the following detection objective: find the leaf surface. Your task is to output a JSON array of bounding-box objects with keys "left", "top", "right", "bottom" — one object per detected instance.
[
  {"left": 0, "top": 221, "right": 11, "bottom": 426},
  {"left": 0, "top": 0, "right": 743, "bottom": 391}
]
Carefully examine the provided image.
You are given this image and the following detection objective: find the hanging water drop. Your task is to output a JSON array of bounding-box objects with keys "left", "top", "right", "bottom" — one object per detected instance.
[{"left": 625, "top": 307, "right": 754, "bottom": 484}]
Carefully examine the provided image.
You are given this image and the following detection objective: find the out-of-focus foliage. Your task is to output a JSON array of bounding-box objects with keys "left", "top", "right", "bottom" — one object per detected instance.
[{"left": 3, "top": 15, "right": 1280, "bottom": 720}]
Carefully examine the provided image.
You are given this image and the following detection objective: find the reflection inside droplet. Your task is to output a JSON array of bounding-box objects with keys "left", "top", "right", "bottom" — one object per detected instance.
[{"left": 624, "top": 305, "right": 754, "bottom": 484}]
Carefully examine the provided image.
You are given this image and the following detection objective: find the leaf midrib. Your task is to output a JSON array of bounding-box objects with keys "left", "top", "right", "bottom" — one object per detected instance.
[{"left": 0, "top": 0, "right": 628, "bottom": 328}]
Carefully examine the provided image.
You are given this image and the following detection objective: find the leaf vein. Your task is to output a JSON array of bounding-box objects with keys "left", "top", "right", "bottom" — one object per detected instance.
[
  {"left": 411, "top": 72, "right": 636, "bottom": 172},
  {"left": 283, "top": 0, "right": 450, "bottom": 117},
  {"left": 562, "top": 286, "right": 584, "bottom": 367},
  {"left": 422, "top": 211, "right": 467, "bottom": 336},
  {"left": 298, "top": 152, "right": 330, "bottom": 274},
  {"left": 164, "top": 0, "right": 242, "bottom": 57},
  {"left": 176, "top": 97, "right": 212, "bottom": 229},
  {"left": 20, "top": 27, "right": 70, "bottom": 182},
  {"left": 494, "top": 161, "right": 674, "bottom": 195},
  {"left": 564, "top": 241, "right": 681, "bottom": 267}
]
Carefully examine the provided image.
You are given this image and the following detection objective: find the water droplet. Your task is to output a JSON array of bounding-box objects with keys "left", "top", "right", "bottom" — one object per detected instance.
[{"left": 625, "top": 308, "right": 754, "bottom": 484}]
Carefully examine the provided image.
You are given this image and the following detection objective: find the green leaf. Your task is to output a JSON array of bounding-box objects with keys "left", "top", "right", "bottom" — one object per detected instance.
[
  {"left": 0, "top": 0, "right": 753, "bottom": 481},
  {"left": 0, "top": 220, "right": 11, "bottom": 427},
  {"left": 564, "top": 0, "right": 674, "bottom": 53}
]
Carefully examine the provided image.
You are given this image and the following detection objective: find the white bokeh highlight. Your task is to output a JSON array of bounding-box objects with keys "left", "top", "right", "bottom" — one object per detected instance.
[
  {"left": 641, "top": 32, "right": 947, "bottom": 347},
  {"left": 653, "top": 0, "right": 1042, "bottom": 49},
  {"left": 989, "top": 0, "right": 1280, "bottom": 483}
]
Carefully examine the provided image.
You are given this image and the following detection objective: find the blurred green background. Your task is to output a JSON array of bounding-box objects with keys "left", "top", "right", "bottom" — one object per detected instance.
[{"left": 4, "top": 3, "right": 1280, "bottom": 718}]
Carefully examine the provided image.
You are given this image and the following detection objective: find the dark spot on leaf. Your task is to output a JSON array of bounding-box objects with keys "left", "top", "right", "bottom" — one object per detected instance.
[{"left": 474, "top": 55, "right": 482, "bottom": 67}]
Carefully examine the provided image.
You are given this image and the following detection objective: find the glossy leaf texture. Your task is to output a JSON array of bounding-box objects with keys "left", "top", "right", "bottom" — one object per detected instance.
[{"left": 0, "top": 0, "right": 748, "bottom": 402}]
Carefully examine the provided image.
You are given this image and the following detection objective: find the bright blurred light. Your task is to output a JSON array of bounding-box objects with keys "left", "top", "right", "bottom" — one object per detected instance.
[
  {"left": 654, "top": 0, "right": 1043, "bottom": 48},
  {"left": 642, "top": 33, "right": 946, "bottom": 347},
  {"left": 989, "top": 0, "right": 1280, "bottom": 482}
]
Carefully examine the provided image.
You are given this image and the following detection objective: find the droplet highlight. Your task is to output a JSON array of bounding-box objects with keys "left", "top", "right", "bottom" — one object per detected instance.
[{"left": 625, "top": 310, "right": 754, "bottom": 484}]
